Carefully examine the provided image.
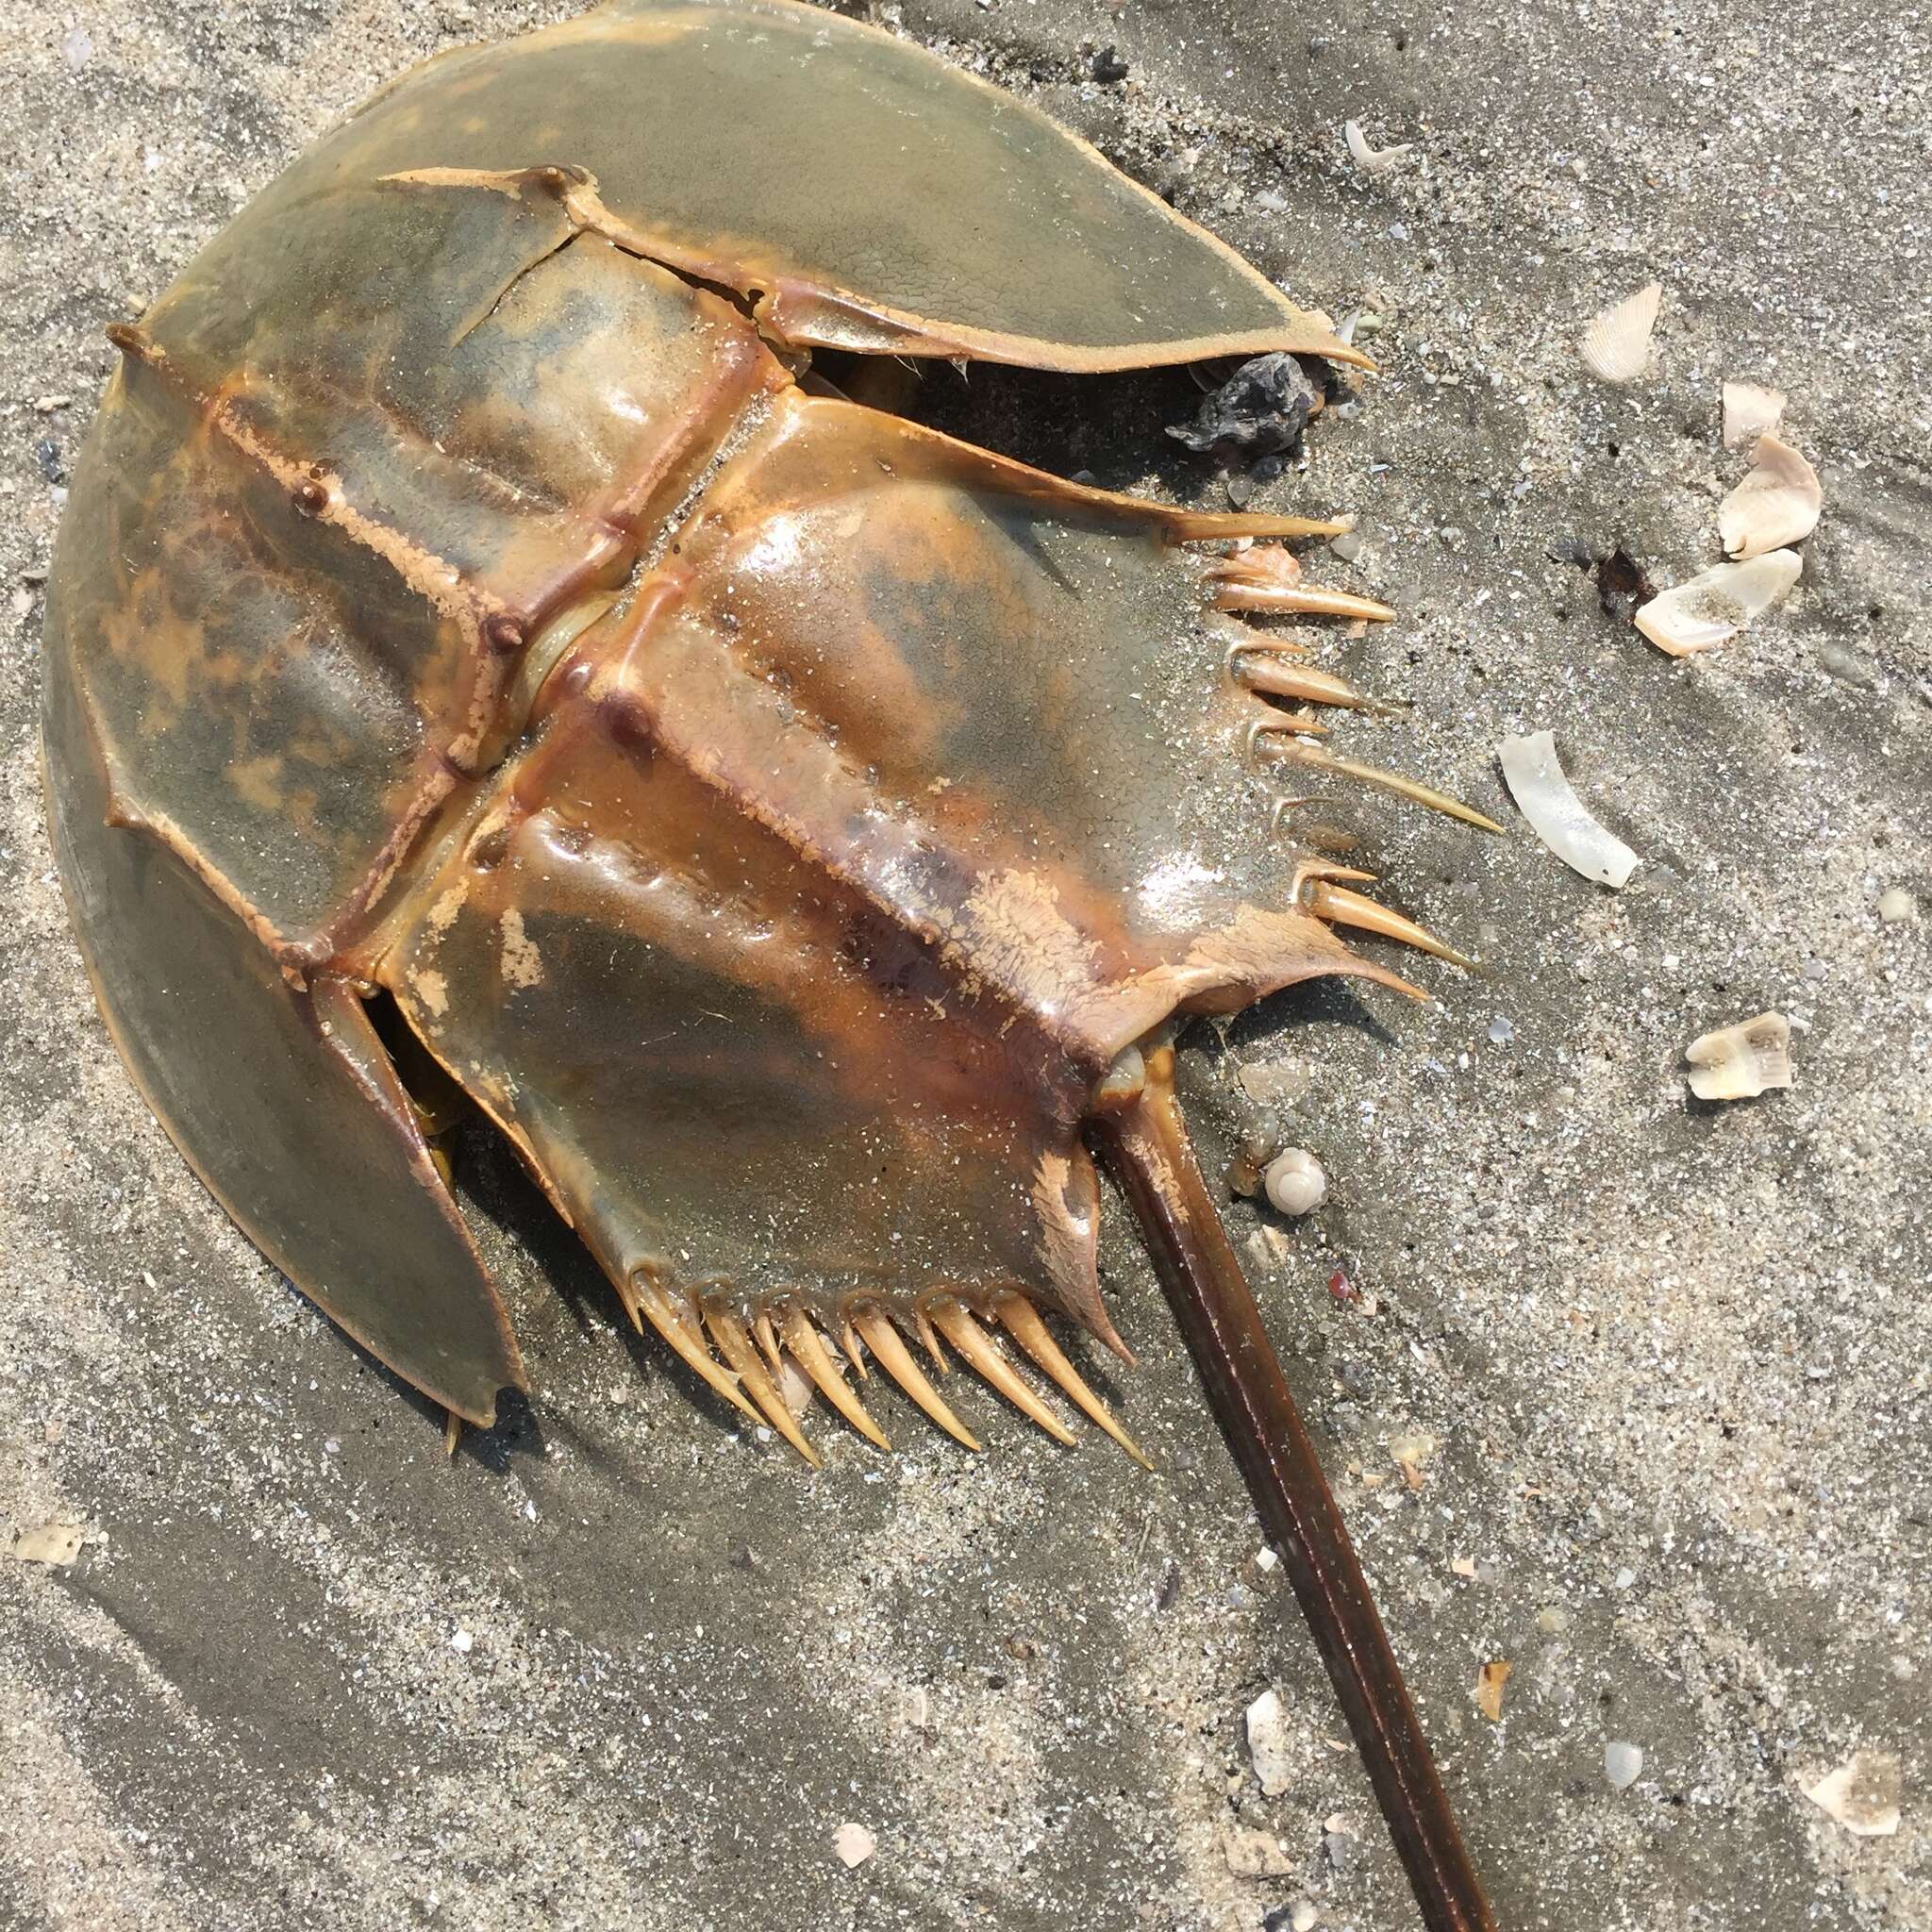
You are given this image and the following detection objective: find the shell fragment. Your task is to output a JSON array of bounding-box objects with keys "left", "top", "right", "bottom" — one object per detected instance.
[
  {"left": 1718, "top": 433, "right": 1822, "bottom": 559},
  {"left": 1722, "top": 380, "right": 1787, "bottom": 450},
  {"left": 1633, "top": 551, "right": 1801, "bottom": 657},
  {"left": 1578, "top": 281, "right": 1662, "bottom": 385},
  {"left": 1344, "top": 120, "right": 1414, "bottom": 176},
  {"left": 1803, "top": 1752, "right": 1902, "bottom": 1838},
  {"left": 1684, "top": 1011, "right": 1791, "bottom": 1101},
  {"left": 1497, "top": 731, "right": 1639, "bottom": 889}
]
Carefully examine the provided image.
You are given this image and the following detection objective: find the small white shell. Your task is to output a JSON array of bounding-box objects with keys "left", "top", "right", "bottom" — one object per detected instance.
[
  {"left": 1262, "top": 1147, "right": 1327, "bottom": 1217},
  {"left": 1344, "top": 120, "right": 1414, "bottom": 177},
  {"left": 1578, "top": 281, "right": 1662, "bottom": 385},
  {"left": 1633, "top": 550, "right": 1801, "bottom": 657},
  {"left": 1718, "top": 433, "right": 1822, "bottom": 559},
  {"left": 1497, "top": 730, "right": 1639, "bottom": 889},
  {"left": 832, "top": 1822, "right": 877, "bottom": 1868},
  {"left": 1803, "top": 1752, "right": 1902, "bottom": 1838},
  {"left": 1684, "top": 1011, "right": 1791, "bottom": 1101},
  {"left": 1722, "top": 380, "right": 1787, "bottom": 450}
]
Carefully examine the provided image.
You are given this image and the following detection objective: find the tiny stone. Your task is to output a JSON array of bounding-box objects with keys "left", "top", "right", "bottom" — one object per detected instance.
[
  {"left": 449, "top": 1628, "right": 474, "bottom": 1654},
  {"left": 1263, "top": 1907, "right": 1319, "bottom": 1932},
  {"left": 1329, "top": 531, "right": 1364, "bottom": 562},
  {"left": 63, "top": 26, "right": 93, "bottom": 68},
  {"left": 1604, "top": 1740, "right": 1643, "bottom": 1790},
  {"left": 323, "top": 1437, "right": 341, "bottom": 1455},
  {"left": 1324, "top": 1829, "right": 1357, "bottom": 1872},
  {"left": 1613, "top": 1566, "right": 1636, "bottom": 1590},
  {"left": 1537, "top": 1605, "right": 1571, "bottom": 1635},
  {"left": 1878, "top": 888, "right": 1915, "bottom": 924},
  {"left": 1488, "top": 1014, "right": 1515, "bottom": 1045}
]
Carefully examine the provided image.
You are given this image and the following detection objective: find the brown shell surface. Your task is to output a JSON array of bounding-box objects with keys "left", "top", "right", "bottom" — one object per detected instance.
[{"left": 43, "top": 0, "right": 1393, "bottom": 1422}]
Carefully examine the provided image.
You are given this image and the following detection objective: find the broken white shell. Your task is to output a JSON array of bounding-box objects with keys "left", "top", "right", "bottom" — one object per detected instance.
[
  {"left": 1633, "top": 550, "right": 1801, "bottom": 657},
  {"left": 1578, "top": 281, "right": 1662, "bottom": 385},
  {"left": 1246, "top": 1689, "right": 1295, "bottom": 1796},
  {"left": 1684, "top": 1011, "right": 1791, "bottom": 1101},
  {"left": 1722, "top": 380, "right": 1787, "bottom": 450},
  {"left": 1497, "top": 730, "right": 1639, "bottom": 889},
  {"left": 1804, "top": 1751, "right": 1902, "bottom": 1838},
  {"left": 1719, "top": 433, "right": 1822, "bottom": 559},
  {"left": 1262, "top": 1147, "right": 1327, "bottom": 1217},
  {"left": 1344, "top": 120, "right": 1414, "bottom": 177}
]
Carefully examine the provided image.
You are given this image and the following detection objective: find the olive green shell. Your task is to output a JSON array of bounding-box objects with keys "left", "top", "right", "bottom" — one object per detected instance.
[{"left": 43, "top": 0, "right": 1377, "bottom": 1421}]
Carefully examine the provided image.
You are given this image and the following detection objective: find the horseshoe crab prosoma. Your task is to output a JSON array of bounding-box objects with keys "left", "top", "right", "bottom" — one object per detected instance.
[{"left": 42, "top": 4, "right": 1499, "bottom": 1924}]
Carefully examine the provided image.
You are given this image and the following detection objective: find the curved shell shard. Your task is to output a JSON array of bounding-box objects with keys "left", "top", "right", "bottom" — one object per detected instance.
[
  {"left": 1634, "top": 550, "right": 1802, "bottom": 657},
  {"left": 1718, "top": 432, "right": 1822, "bottom": 559},
  {"left": 1498, "top": 730, "right": 1639, "bottom": 889},
  {"left": 1685, "top": 1011, "right": 1792, "bottom": 1102}
]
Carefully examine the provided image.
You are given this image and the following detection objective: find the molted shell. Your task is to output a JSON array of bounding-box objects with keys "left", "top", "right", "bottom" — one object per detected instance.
[{"left": 41, "top": 8, "right": 1502, "bottom": 1924}]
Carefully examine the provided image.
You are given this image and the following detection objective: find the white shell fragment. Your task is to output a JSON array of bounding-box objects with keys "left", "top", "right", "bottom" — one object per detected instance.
[
  {"left": 1498, "top": 731, "right": 1639, "bottom": 889},
  {"left": 1719, "top": 433, "right": 1823, "bottom": 559},
  {"left": 1604, "top": 1741, "right": 1644, "bottom": 1790},
  {"left": 832, "top": 1822, "right": 877, "bottom": 1868},
  {"left": 1804, "top": 1751, "right": 1903, "bottom": 1838},
  {"left": 1262, "top": 1147, "right": 1327, "bottom": 1216},
  {"left": 1633, "top": 550, "right": 1802, "bottom": 657},
  {"left": 1684, "top": 1011, "right": 1792, "bottom": 1101},
  {"left": 9, "top": 1522, "right": 85, "bottom": 1566},
  {"left": 1722, "top": 380, "right": 1787, "bottom": 449},
  {"left": 1246, "top": 1689, "right": 1296, "bottom": 1796},
  {"left": 1344, "top": 120, "right": 1414, "bottom": 177},
  {"left": 1578, "top": 281, "right": 1662, "bottom": 385}
]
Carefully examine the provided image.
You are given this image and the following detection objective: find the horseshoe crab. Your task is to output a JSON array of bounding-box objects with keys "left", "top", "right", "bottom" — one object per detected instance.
[{"left": 41, "top": 4, "right": 1499, "bottom": 1925}]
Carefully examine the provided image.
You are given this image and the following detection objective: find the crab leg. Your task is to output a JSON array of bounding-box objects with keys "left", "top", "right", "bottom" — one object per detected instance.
[
  {"left": 1234, "top": 650, "right": 1396, "bottom": 714},
  {"left": 1257, "top": 733, "right": 1506, "bottom": 834},
  {"left": 1092, "top": 1044, "right": 1496, "bottom": 1932},
  {"left": 705, "top": 1302, "right": 823, "bottom": 1468},
  {"left": 634, "top": 1274, "right": 764, "bottom": 1428}
]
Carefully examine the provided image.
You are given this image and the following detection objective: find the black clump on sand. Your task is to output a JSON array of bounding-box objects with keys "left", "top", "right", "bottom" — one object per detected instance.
[{"left": 1166, "top": 351, "right": 1322, "bottom": 465}]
